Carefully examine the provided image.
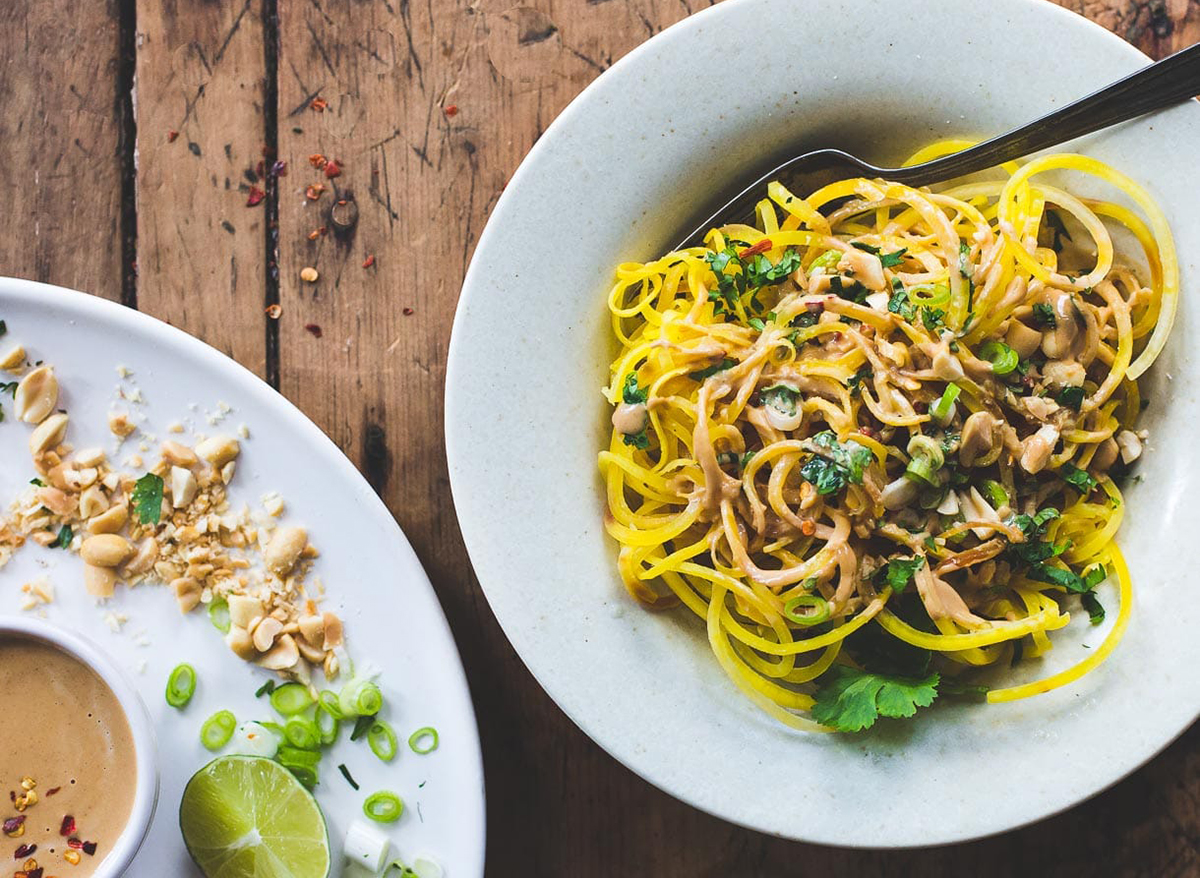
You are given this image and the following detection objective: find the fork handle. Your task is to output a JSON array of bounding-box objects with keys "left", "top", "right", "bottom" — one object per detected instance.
[{"left": 893, "top": 41, "right": 1200, "bottom": 183}]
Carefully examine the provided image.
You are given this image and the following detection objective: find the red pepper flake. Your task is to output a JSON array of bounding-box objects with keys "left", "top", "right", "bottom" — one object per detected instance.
[
  {"left": 2, "top": 816, "right": 24, "bottom": 836},
  {"left": 308, "top": 153, "right": 327, "bottom": 169},
  {"left": 362, "top": 254, "right": 375, "bottom": 269},
  {"left": 304, "top": 323, "right": 323, "bottom": 338},
  {"left": 271, "top": 160, "right": 288, "bottom": 177},
  {"left": 59, "top": 816, "right": 75, "bottom": 837},
  {"left": 310, "top": 97, "right": 329, "bottom": 112},
  {"left": 323, "top": 160, "right": 341, "bottom": 179},
  {"left": 82, "top": 841, "right": 97, "bottom": 856},
  {"left": 13, "top": 843, "right": 35, "bottom": 858},
  {"left": 167, "top": 129, "right": 179, "bottom": 143},
  {"left": 443, "top": 104, "right": 458, "bottom": 117},
  {"left": 26, "top": 868, "right": 43, "bottom": 878},
  {"left": 737, "top": 238, "right": 773, "bottom": 259},
  {"left": 246, "top": 186, "right": 265, "bottom": 207},
  {"left": 402, "top": 307, "right": 414, "bottom": 316},
  {"left": 305, "top": 183, "right": 325, "bottom": 201},
  {"left": 45, "top": 788, "right": 60, "bottom": 797},
  {"left": 66, "top": 838, "right": 82, "bottom": 850},
  {"left": 264, "top": 304, "right": 282, "bottom": 320},
  {"left": 306, "top": 227, "right": 327, "bottom": 240}
]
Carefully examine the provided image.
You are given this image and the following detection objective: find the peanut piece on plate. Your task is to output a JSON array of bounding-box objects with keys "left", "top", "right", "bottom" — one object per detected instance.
[
  {"left": 252, "top": 617, "right": 284, "bottom": 652},
  {"left": 161, "top": 440, "right": 198, "bottom": 467},
  {"left": 171, "top": 466, "right": 198, "bottom": 508},
  {"left": 225, "top": 627, "right": 257, "bottom": 660},
  {"left": 83, "top": 564, "right": 117, "bottom": 598},
  {"left": 172, "top": 577, "right": 201, "bottom": 613},
  {"left": 256, "top": 633, "right": 300, "bottom": 670},
  {"left": 228, "top": 594, "right": 264, "bottom": 629},
  {"left": 264, "top": 526, "right": 307, "bottom": 576},
  {"left": 14, "top": 365, "right": 58, "bottom": 424},
  {"left": 0, "top": 344, "right": 25, "bottom": 371},
  {"left": 195, "top": 435, "right": 240, "bottom": 468},
  {"left": 80, "top": 534, "right": 133, "bottom": 568},
  {"left": 29, "top": 413, "right": 68, "bottom": 454},
  {"left": 88, "top": 503, "right": 128, "bottom": 535}
]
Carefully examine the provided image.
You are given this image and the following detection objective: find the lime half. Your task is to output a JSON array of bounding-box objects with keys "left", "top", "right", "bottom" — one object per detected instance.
[{"left": 180, "top": 756, "right": 331, "bottom": 878}]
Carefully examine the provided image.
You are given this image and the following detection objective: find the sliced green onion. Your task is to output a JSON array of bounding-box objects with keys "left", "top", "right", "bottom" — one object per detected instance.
[
  {"left": 350, "top": 714, "right": 376, "bottom": 742},
  {"left": 208, "top": 598, "right": 231, "bottom": 633},
  {"left": 929, "top": 383, "right": 960, "bottom": 424},
  {"left": 277, "top": 745, "right": 321, "bottom": 769},
  {"left": 782, "top": 594, "right": 830, "bottom": 626},
  {"left": 363, "top": 791, "right": 404, "bottom": 823},
  {"left": 318, "top": 689, "right": 345, "bottom": 720},
  {"left": 166, "top": 663, "right": 197, "bottom": 709},
  {"left": 368, "top": 721, "right": 398, "bottom": 763},
  {"left": 316, "top": 705, "right": 340, "bottom": 746},
  {"left": 979, "top": 340, "right": 1019, "bottom": 375},
  {"left": 981, "top": 479, "right": 1009, "bottom": 509},
  {"left": 287, "top": 765, "right": 318, "bottom": 789},
  {"left": 907, "top": 283, "right": 950, "bottom": 307},
  {"left": 270, "top": 682, "right": 315, "bottom": 716},
  {"left": 808, "top": 249, "right": 842, "bottom": 271},
  {"left": 260, "top": 720, "right": 287, "bottom": 739},
  {"left": 284, "top": 715, "right": 321, "bottom": 750},
  {"left": 338, "top": 763, "right": 360, "bottom": 790},
  {"left": 255, "top": 680, "right": 276, "bottom": 698},
  {"left": 340, "top": 679, "right": 383, "bottom": 718},
  {"left": 407, "top": 726, "right": 439, "bottom": 755},
  {"left": 200, "top": 710, "right": 237, "bottom": 751},
  {"left": 905, "top": 434, "right": 945, "bottom": 486}
]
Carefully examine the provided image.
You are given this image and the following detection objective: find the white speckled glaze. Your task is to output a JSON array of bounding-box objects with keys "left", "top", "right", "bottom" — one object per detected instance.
[{"left": 447, "top": 0, "right": 1200, "bottom": 847}]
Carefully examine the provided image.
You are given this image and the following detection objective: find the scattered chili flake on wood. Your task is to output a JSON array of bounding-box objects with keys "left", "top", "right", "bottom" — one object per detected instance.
[
  {"left": 13, "top": 843, "right": 35, "bottom": 858},
  {"left": 167, "top": 130, "right": 179, "bottom": 143},
  {"left": 310, "top": 97, "right": 329, "bottom": 112},
  {"left": 2, "top": 816, "right": 24, "bottom": 837},
  {"left": 45, "top": 788, "right": 59, "bottom": 797},
  {"left": 59, "top": 816, "right": 75, "bottom": 837},
  {"left": 443, "top": 104, "right": 458, "bottom": 117},
  {"left": 246, "top": 186, "right": 265, "bottom": 207},
  {"left": 304, "top": 323, "right": 323, "bottom": 338},
  {"left": 308, "top": 153, "right": 327, "bottom": 169},
  {"left": 362, "top": 254, "right": 375, "bottom": 269},
  {"left": 306, "top": 227, "right": 327, "bottom": 240},
  {"left": 264, "top": 304, "right": 282, "bottom": 319},
  {"left": 271, "top": 160, "right": 288, "bottom": 177},
  {"left": 402, "top": 307, "right": 414, "bottom": 316},
  {"left": 66, "top": 838, "right": 82, "bottom": 850},
  {"left": 323, "top": 159, "right": 341, "bottom": 178},
  {"left": 82, "top": 841, "right": 97, "bottom": 856},
  {"left": 305, "top": 183, "right": 325, "bottom": 201}
]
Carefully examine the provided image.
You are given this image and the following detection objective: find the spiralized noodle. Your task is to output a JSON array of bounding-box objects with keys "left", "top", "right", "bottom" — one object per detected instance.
[{"left": 598, "top": 145, "right": 1176, "bottom": 729}]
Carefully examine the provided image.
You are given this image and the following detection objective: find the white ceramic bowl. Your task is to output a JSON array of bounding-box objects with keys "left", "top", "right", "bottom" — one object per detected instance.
[
  {"left": 447, "top": 0, "right": 1200, "bottom": 847},
  {"left": 0, "top": 616, "right": 158, "bottom": 875}
]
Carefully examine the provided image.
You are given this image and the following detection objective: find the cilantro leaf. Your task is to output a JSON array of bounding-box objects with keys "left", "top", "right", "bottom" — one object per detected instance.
[
  {"left": 846, "top": 366, "right": 872, "bottom": 396},
  {"left": 1057, "top": 385, "right": 1085, "bottom": 411},
  {"left": 1081, "top": 591, "right": 1105, "bottom": 625},
  {"left": 1026, "top": 561, "right": 1107, "bottom": 594},
  {"left": 800, "top": 456, "right": 847, "bottom": 495},
  {"left": 939, "top": 679, "right": 991, "bottom": 699},
  {"left": 1031, "top": 303, "right": 1056, "bottom": 329},
  {"left": 829, "top": 275, "right": 870, "bottom": 304},
  {"left": 51, "top": 524, "right": 72, "bottom": 549},
  {"left": 29, "top": 478, "right": 45, "bottom": 486},
  {"left": 622, "top": 430, "right": 649, "bottom": 450},
  {"left": 811, "top": 665, "right": 939, "bottom": 732},
  {"left": 688, "top": 358, "right": 737, "bottom": 381},
  {"left": 1, "top": 381, "right": 15, "bottom": 397},
  {"left": 800, "top": 432, "right": 873, "bottom": 496},
  {"left": 759, "top": 384, "right": 800, "bottom": 417},
  {"left": 1060, "top": 463, "right": 1097, "bottom": 493},
  {"left": 921, "top": 308, "right": 946, "bottom": 332},
  {"left": 880, "top": 248, "right": 908, "bottom": 268},
  {"left": 850, "top": 242, "right": 881, "bottom": 255},
  {"left": 132, "top": 472, "right": 165, "bottom": 525},
  {"left": 881, "top": 556, "right": 925, "bottom": 594},
  {"left": 622, "top": 372, "right": 648, "bottom": 405},
  {"left": 887, "top": 279, "right": 916, "bottom": 321}
]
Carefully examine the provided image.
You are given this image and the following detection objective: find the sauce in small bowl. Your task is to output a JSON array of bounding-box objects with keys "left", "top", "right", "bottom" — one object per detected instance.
[{"left": 0, "top": 618, "right": 158, "bottom": 877}]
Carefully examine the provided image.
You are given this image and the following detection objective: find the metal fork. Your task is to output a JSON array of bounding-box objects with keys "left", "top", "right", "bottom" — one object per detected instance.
[{"left": 675, "top": 41, "right": 1200, "bottom": 247}]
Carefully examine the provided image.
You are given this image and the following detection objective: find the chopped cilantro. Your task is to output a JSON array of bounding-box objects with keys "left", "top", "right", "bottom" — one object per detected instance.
[
  {"left": 846, "top": 366, "right": 872, "bottom": 396},
  {"left": 887, "top": 279, "right": 915, "bottom": 321},
  {"left": 880, "top": 248, "right": 907, "bottom": 268},
  {"left": 1056, "top": 385, "right": 1085, "bottom": 411},
  {"left": 1031, "top": 303, "right": 1056, "bottom": 329},
  {"left": 621, "top": 372, "right": 647, "bottom": 405},
  {"left": 51, "top": 524, "right": 72, "bottom": 549},
  {"left": 705, "top": 246, "right": 801, "bottom": 311},
  {"left": 1060, "top": 463, "right": 1097, "bottom": 493},
  {"left": 0, "top": 381, "right": 15, "bottom": 397},
  {"left": 958, "top": 241, "right": 972, "bottom": 279},
  {"left": 829, "top": 275, "right": 869, "bottom": 304},
  {"left": 880, "top": 556, "right": 925, "bottom": 594},
  {"left": 689, "top": 358, "right": 737, "bottom": 381},
  {"left": 921, "top": 308, "right": 946, "bottom": 332},
  {"left": 622, "top": 430, "right": 649, "bottom": 450},
  {"left": 759, "top": 384, "right": 800, "bottom": 417},
  {"left": 748, "top": 317, "right": 766, "bottom": 332},
  {"left": 0, "top": 319, "right": 6, "bottom": 337},
  {"left": 741, "top": 450, "right": 756, "bottom": 469},
  {"left": 1026, "top": 561, "right": 1107, "bottom": 594},
  {"left": 29, "top": 477, "right": 45, "bottom": 486},
  {"left": 799, "top": 432, "right": 873, "bottom": 496},
  {"left": 939, "top": 679, "right": 991, "bottom": 699},
  {"left": 850, "top": 242, "right": 881, "bottom": 255},
  {"left": 1081, "top": 591, "right": 1105, "bottom": 625},
  {"left": 811, "top": 665, "right": 939, "bottom": 732},
  {"left": 132, "top": 472, "right": 165, "bottom": 525}
]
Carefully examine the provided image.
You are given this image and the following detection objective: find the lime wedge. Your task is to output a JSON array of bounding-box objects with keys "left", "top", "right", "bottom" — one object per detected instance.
[{"left": 180, "top": 756, "right": 331, "bottom": 878}]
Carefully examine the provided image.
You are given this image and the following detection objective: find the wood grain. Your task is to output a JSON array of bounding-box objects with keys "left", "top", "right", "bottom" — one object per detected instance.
[
  {"left": 134, "top": 0, "right": 269, "bottom": 374},
  {"left": 0, "top": 0, "right": 126, "bottom": 299},
  {"left": 2, "top": 0, "right": 1198, "bottom": 875}
]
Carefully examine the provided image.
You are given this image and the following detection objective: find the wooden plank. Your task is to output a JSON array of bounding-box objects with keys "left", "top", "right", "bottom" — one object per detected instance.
[
  {"left": 134, "top": 0, "right": 268, "bottom": 373},
  {"left": 0, "top": 0, "right": 125, "bottom": 299},
  {"left": 1054, "top": 0, "right": 1199, "bottom": 57}
]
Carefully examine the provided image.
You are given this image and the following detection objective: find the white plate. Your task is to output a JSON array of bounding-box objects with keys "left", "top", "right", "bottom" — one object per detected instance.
[
  {"left": 0, "top": 279, "right": 485, "bottom": 875},
  {"left": 446, "top": 0, "right": 1200, "bottom": 848}
]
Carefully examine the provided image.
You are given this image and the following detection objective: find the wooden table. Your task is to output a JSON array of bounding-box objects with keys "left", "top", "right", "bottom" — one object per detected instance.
[{"left": 3, "top": 0, "right": 1197, "bottom": 874}]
